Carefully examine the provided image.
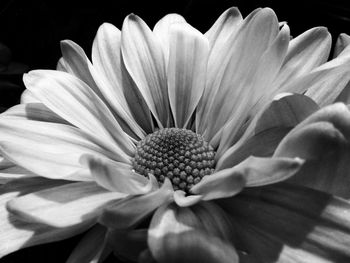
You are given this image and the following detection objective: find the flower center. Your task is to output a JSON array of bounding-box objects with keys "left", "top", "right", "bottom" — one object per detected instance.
[{"left": 132, "top": 128, "right": 216, "bottom": 193}]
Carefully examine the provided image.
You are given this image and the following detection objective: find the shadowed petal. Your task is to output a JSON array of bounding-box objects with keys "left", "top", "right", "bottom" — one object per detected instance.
[
  {"left": 220, "top": 183, "right": 350, "bottom": 262},
  {"left": 99, "top": 179, "right": 173, "bottom": 229},
  {"left": 173, "top": 190, "right": 203, "bottom": 207},
  {"left": 121, "top": 14, "right": 170, "bottom": 127},
  {"left": 167, "top": 23, "right": 209, "bottom": 128},
  {"left": 3, "top": 103, "right": 68, "bottom": 124},
  {"left": 7, "top": 182, "right": 127, "bottom": 228},
  {"left": 66, "top": 225, "right": 110, "bottom": 263}
]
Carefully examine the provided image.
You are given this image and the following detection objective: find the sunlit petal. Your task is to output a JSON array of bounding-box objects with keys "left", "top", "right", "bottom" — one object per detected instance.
[
  {"left": 7, "top": 181, "right": 127, "bottom": 228},
  {"left": 167, "top": 23, "right": 209, "bottom": 128}
]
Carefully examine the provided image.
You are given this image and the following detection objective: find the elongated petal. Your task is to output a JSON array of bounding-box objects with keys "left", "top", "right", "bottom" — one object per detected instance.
[
  {"left": 198, "top": 8, "right": 279, "bottom": 139},
  {"left": 60, "top": 40, "right": 103, "bottom": 98},
  {"left": 99, "top": 179, "right": 173, "bottom": 229},
  {"left": 91, "top": 23, "right": 150, "bottom": 139},
  {"left": 0, "top": 164, "right": 36, "bottom": 184},
  {"left": 148, "top": 203, "right": 238, "bottom": 263},
  {"left": 66, "top": 225, "right": 109, "bottom": 263},
  {"left": 7, "top": 182, "right": 127, "bottom": 228},
  {"left": 204, "top": 7, "right": 242, "bottom": 48},
  {"left": 0, "top": 177, "right": 84, "bottom": 257},
  {"left": 0, "top": 119, "right": 127, "bottom": 180},
  {"left": 305, "top": 45, "right": 350, "bottom": 106},
  {"left": 238, "top": 156, "right": 304, "bottom": 187},
  {"left": 2, "top": 103, "right": 68, "bottom": 124},
  {"left": 121, "top": 14, "right": 170, "bottom": 127},
  {"left": 23, "top": 70, "right": 135, "bottom": 156},
  {"left": 83, "top": 155, "right": 156, "bottom": 195},
  {"left": 333, "top": 33, "right": 350, "bottom": 58},
  {"left": 221, "top": 183, "right": 350, "bottom": 262},
  {"left": 168, "top": 23, "right": 209, "bottom": 128},
  {"left": 153, "top": 14, "right": 186, "bottom": 65},
  {"left": 273, "top": 27, "right": 331, "bottom": 88},
  {"left": 190, "top": 167, "right": 246, "bottom": 200},
  {"left": 217, "top": 93, "right": 319, "bottom": 168}
]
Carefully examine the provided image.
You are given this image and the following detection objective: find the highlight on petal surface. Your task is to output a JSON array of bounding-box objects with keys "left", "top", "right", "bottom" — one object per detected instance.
[
  {"left": 7, "top": 181, "right": 126, "bottom": 228},
  {"left": 167, "top": 22, "right": 209, "bottom": 128},
  {"left": 83, "top": 155, "right": 157, "bottom": 195},
  {"left": 148, "top": 203, "right": 238, "bottom": 263}
]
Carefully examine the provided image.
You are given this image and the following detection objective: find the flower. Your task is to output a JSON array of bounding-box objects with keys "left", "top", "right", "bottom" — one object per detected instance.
[{"left": 1, "top": 6, "right": 350, "bottom": 263}]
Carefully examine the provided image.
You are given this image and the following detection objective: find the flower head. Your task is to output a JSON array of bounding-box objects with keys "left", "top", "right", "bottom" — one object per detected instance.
[{"left": 1, "top": 7, "right": 350, "bottom": 262}]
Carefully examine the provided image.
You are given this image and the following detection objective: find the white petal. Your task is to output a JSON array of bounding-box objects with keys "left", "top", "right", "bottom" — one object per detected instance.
[
  {"left": 0, "top": 177, "right": 86, "bottom": 257},
  {"left": 7, "top": 182, "right": 127, "bottom": 228},
  {"left": 91, "top": 23, "right": 151, "bottom": 138},
  {"left": 167, "top": 23, "right": 209, "bottom": 128},
  {"left": 334, "top": 33, "right": 350, "bottom": 58},
  {"left": 201, "top": 8, "right": 279, "bottom": 141},
  {"left": 273, "top": 27, "right": 331, "bottom": 88},
  {"left": 190, "top": 167, "right": 246, "bottom": 200},
  {"left": 20, "top": 89, "right": 39, "bottom": 104},
  {"left": 83, "top": 155, "right": 157, "bottom": 195},
  {"left": 0, "top": 119, "right": 126, "bottom": 180},
  {"left": 153, "top": 14, "right": 186, "bottom": 65},
  {"left": 23, "top": 70, "right": 135, "bottom": 156},
  {"left": 121, "top": 14, "right": 170, "bottom": 127}
]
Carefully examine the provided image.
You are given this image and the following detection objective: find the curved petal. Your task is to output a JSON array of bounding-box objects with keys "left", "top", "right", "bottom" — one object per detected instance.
[
  {"left": 66, "top": 225, "right": 109, "bottom": 263},
  {"left": 23, "top": 70, "right": 135, "bottom": 156},
  {"left": 190, "top": 166, "right": 246, "bottom": 200},
  {"left": 83, "top": 155, "right": 157, "bottom": 195},
  {"left": 153, "top": 13, "right": 186, "bottom": 65},
  {"left": 0, "top": 164, "right": 36, "bottom": 184},
  {"left": 167, "top": 23, "right": 209, "bottom": 128},
  {"left": 220, "top": 183, "right": 350, "bottom": 262},
  {"left": 198, "top": 8, "right": 279, "bottom": 139},
  {"left": 217, "top": 93, "right": 319, "bottom": 169},
  {"left": 0, "top": 119, "right": 127, "bottom": 180},
  {"left": 204, "top": 7, "right": 242, "bottom": 49},
  {"left": 274, "top": 103, "right": 350, "bottom": 159},
  {"left": 20, "top": 89, "right": 40, "bottom": 104},
  {"left": 173, "top": 190, "right": 203, "bottom": 207},
  {"left": 7, "top": 181, "right": 127, "bottom": 228},
  {"left": 148, "top": 203, "right": 238, "bottom": 263},
  {"left": 0, "top": 177, "right": 83, "bottom": 258},
  {"left": 121, "top": 14, "right": 170, "bottom": 127},
  {"left": 2, "top": 103, "right": 69, "bottom": 124},
  {"left": 273, "top": 27, "right": 331, "bottom": 88},
  {"left": 333, "top": 33, "right": 350, "bottom": 58},
  {"left": 91, "top": 23, "right": 151, "bottom": 138},
  {"left": 99, "top": 179, "right": 173, "bottom": 229},
  {"left": 238, "top": 156, "right": 304, "bottom": 187},
  {"left": 60, "top": 40, "right": 103, "bottom": 98}
]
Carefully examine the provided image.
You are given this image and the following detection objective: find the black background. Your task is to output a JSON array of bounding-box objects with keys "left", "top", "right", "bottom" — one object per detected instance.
[{"left": 0, "top": 0, "right": 350, "bottom": 262}]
